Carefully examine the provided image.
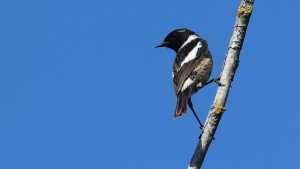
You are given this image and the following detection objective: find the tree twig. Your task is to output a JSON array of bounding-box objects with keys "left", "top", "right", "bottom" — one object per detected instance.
[{"left": 188, "top": 0, "right": 255, "bottom": 168}]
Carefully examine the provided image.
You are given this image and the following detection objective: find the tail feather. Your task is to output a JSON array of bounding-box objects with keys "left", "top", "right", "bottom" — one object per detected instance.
[{"left": 174, "top": 92, "right": 188, "bottom": 119}]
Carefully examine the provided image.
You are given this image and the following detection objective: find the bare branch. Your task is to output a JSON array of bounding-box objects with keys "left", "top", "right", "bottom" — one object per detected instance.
[{"left": 188, "top": 0, "right": 255, "bottom": 168}]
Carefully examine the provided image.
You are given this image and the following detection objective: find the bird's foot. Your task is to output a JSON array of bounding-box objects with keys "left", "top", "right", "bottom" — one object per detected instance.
[
  {"left": 198, "top": 126, "right": 216, "bottom": 140},
  {"left": 198, "top": 128, "right": 204, "bottom": 139},
  {"left": 200, "top": 122, "right": 203, "bottom": 129},
  {"left": 212, "top": 77, "right": 224, "bottom": 86}
]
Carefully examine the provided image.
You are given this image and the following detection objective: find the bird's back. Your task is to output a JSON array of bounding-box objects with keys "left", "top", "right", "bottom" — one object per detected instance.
[{"left": 172, "top": 38, "right": 212, "bottom": 96}]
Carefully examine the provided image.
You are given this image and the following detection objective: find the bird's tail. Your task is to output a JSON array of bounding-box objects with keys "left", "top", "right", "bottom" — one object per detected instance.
[{"left": 174, "top": 92, "right": 188, "bottom": 119}]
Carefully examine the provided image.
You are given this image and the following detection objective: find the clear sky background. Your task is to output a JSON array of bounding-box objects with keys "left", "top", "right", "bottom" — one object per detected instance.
[{"left": 1, "top": 0, "right": 300, "bottom": 169}]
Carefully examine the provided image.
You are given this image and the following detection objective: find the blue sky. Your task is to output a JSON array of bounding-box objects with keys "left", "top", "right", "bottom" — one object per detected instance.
[{"left": 1, "top": 0, "right": 300, "bottom": 169}]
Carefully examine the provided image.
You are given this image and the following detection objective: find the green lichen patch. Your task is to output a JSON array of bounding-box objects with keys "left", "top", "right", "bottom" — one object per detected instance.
[
  {"left": 238, "top": 5, "right": 253, "bottom": 17},
  {"left": 212, "top": 103, "right": 226, "bottom": 115}
]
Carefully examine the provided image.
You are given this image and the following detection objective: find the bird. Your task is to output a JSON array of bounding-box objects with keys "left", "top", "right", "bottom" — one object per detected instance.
[{"left": 156, "top": 28, "right": 216, "bottom": 127}]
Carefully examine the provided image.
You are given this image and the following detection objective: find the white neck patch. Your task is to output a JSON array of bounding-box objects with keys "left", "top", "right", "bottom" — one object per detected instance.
[
  {"left": 180, "top": 41, "right": 202, "bottom": 67},
  {"left": 179, "top": 35, "right": 199, "bottom": 51}
]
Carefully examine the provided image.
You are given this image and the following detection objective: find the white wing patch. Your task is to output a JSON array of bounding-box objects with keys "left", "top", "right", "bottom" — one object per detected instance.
[
  {"left": 180, "top": 41, "right": 202, "bottom": 67},
  {"left": 181, "top": 78, "right": 194, "bottom": 91},
  {"left": 179, "top": 35, "right": 199, "bottom": 51}
]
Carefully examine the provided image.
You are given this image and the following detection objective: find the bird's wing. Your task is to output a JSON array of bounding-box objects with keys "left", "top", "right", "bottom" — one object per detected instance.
[{"left": 173, "top": 40, "right": 209, "bottom": 96}]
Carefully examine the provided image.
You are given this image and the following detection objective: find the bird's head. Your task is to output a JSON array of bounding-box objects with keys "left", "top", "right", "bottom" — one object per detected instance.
[{"left": 155, "top": 28, "right": 197, "bottom": 52}]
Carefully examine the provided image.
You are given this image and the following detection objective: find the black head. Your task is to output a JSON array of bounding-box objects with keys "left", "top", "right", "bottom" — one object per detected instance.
[{"left": 155, "top": 28, "right": 197, "bottom": 52}]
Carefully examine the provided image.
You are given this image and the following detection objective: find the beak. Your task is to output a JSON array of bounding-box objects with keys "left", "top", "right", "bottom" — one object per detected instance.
[{"left": 155, "top": 41, "right": 169, "bottom": 48}]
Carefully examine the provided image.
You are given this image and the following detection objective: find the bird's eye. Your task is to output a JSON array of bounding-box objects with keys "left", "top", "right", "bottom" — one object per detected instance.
[{"left": 172, "top": 33, "right": 177, "bottom": 39}]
